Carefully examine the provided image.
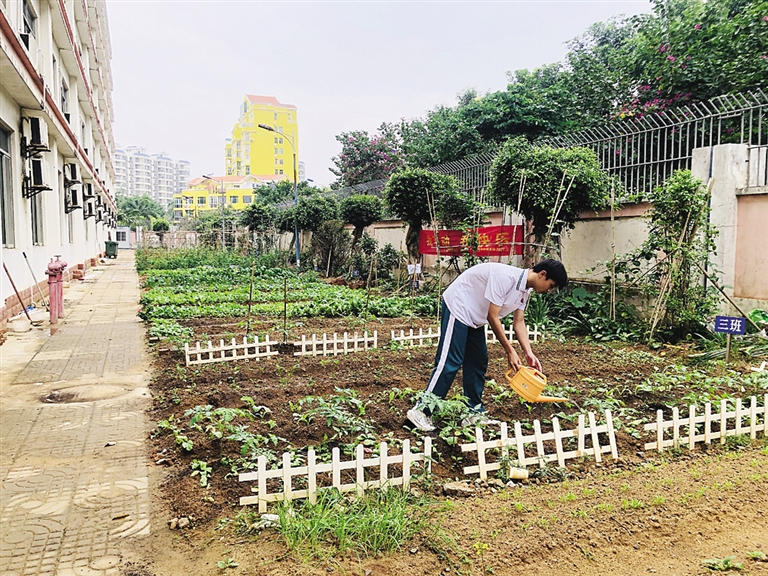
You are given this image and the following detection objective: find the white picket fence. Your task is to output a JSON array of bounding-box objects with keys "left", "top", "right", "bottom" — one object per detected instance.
[
  {"left": 185, "top": 335, "right": 279, "bottom": 366},
  {"left": 485, "top": 324, "right": 544, "bottom": 344},
  {"left": 390, "top": 327, "right": 441, "bottom": 348},
  {"left": 461, "top": 411, "right": 617, "bottom": 479},
  {"left": 239, "top": 438, "right": 432, "bottom": 512},
  {"left": 644, "top": 395, "right": 768, "bottom": 452},
  {"left": 294, "top": 331, "right": 378, "bottom": 357},
  {"left": 390, "top": 325, "right": 543, "bottom": 348}
]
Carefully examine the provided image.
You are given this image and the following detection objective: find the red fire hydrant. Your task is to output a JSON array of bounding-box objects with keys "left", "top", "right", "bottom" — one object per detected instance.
[
  {"left": 46, "top": 259, "right": 60, "bottom": 324},
  {"left": 55, "top": 256, "right": 66, "bottom": 320}
]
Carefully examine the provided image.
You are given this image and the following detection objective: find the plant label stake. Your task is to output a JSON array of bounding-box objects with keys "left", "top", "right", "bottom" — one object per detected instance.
[{"left": 714, "top": 315, "right": 746, "bottom": 365}]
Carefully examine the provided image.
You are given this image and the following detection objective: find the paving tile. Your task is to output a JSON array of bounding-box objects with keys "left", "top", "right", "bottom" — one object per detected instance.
[{"left": 1, "top": 254, "right": 149, "bottom": 576}]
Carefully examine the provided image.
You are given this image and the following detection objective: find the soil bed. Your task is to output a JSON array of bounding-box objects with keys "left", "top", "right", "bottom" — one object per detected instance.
[{"left": 147, "top": 318, "right": 763, "bottom": 527}]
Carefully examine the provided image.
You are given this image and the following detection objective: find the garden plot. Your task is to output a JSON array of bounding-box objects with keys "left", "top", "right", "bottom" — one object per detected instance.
[
  {"left": 148, "top": 334, "right": 767, "bottom": 527},
  {"left": 140, "top": 259, "right": 768, "bottom": 534}
]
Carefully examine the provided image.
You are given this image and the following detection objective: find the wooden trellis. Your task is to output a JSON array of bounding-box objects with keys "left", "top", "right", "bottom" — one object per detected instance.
[
  {"left": 293, "top": 331, "right": 378, "bottom": 357},
  {"left": 390, "top": 327, "right": 441, "bottom": 348},
  {"left": 461, "top": 411, "right": 617, "bottom": 479},
  {"left": 184, "top": 335, "right": 279, "bottom": 366},
  {"left": 644, "top": 395, "right": 768, "bottom": 453},
  {"left": 239, "top": 438, "right": 432, "bottom": 512}
]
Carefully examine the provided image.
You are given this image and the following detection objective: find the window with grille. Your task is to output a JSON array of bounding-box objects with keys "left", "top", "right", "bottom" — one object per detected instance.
[
  {"left": 22, "top": 0, "right": 36, "bottom": 35},
  {"left": 31, "top": 193, "right": 43, "bottom": 245},
  {"left": 0, "top": 125, "right": 14, "bottom": 248}
]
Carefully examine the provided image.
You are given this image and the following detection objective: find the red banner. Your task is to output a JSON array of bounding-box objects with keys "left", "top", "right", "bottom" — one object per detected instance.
[{"left": 418, "top": 226, "right": 523, "bottom": 257}]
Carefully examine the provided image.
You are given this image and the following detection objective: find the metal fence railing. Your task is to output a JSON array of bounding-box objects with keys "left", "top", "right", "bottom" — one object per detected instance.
[
  {"left": 748, "top": 145, "right": 767, "bottom": 188},
  {"left": 328, "top": 89, "right": 767, "bottom": 202},
  {"left": 540, "top": 89, "right": 767, "bottom": 196}
]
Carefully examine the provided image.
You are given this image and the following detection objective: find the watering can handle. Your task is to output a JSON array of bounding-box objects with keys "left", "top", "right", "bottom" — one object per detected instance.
[{"left": 506, "top": 367, "right": 546, "bottom": 380}]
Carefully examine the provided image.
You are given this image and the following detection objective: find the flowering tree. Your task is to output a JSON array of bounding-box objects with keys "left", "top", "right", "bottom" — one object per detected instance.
[
  {"left": 619, "top": 0, "right": 768, "bottom": 115},
  {"left": 336, "top": 0, "right": 766, "bottom": 172},
  {"left": 330, "top": 123, "right": 403, "bottom": 187}
]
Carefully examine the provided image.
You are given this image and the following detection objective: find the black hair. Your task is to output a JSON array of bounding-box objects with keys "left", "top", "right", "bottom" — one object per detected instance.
[{"left": 532, "top": 259, "right": 568, "bottom": 289}]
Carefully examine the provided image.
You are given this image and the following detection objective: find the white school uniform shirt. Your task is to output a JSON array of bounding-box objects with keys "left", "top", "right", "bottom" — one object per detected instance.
[{"left": 442, "top": 263, "right": 532, "bottom": 329}]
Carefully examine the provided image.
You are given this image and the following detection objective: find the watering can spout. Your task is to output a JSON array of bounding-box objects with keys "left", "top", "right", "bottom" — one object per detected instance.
[{"left": 506, "top": 367, "right": 568, "bottom": 403}]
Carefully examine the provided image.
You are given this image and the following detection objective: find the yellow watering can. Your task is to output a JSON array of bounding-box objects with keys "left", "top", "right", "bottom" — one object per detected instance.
[{"left": 506, "top": 367, "right": 568, "bottom": 403}]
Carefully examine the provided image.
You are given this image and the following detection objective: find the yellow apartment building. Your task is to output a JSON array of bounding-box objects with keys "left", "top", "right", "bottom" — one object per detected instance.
[
  {"left": 172, "top": 174, "right": 284, "bottom": 220},
  {"left": 225, "top": 95, "right": 299, "bottom": 178}
]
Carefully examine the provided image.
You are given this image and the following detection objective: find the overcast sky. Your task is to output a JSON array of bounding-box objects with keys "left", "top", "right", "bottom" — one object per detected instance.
[{"left": 107, "top": 0, "right": 652, "bottom": 187}]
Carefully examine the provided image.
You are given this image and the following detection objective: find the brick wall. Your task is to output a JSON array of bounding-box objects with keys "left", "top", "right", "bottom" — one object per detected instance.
[{"left": 0, "top": 256, "right": 97, "bottom": 326}]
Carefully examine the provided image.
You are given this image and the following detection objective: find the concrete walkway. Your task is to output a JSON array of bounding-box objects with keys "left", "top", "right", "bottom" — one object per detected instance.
[{"left": 0, "top": 251, "right": 151, "bottom": 576}]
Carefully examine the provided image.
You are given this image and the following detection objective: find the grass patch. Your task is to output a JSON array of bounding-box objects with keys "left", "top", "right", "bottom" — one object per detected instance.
[{"left": 274, "top": 487, "right": 455, "bottom": 562}]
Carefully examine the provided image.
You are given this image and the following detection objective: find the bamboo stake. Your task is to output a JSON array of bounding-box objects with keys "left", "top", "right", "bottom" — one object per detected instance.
[
  {"left": 246, "top": 260, "right": 256, "bottom": 336},
  {"left": 542, "top": 173, "right": 573, "bottom": 259},
  {"left": 694, "top": 261, "right": 764, "bottom": 334},
  {"left": 426, "top": 190, "right": 442, "bottom": 323},
  {"left": 283, "top": 277, "right": 288, "bottom": 345},
  {"left": 648, "top": 178, "right": 714, "bottom": 341},
  {"left": 610, "top": 183, "right": 616, "bottom": 321},
  {"left": 364, "top": 254, "right": 375, "bottom": 325}
]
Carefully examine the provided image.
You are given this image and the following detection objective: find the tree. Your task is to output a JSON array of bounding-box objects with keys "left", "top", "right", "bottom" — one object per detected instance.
[
  {"left": 241, "top": 201, "right": 278, "bottom": 254},
  {"left": 384, "top": 168, "right": 462, "bottom": 260},
  {"left": 240, "top": 201, "right": 277, "bottom": 233},
  {"left": 116, "top": 195, "right": 164, "bottom": 230},
  {"left": 330, "top": 123, "right": 404, "bottom": 187},
  {"left": 620, "top": 0, "right": 768, "bottom": 113},
  {"left": 296, "top": 194, "right": 339, "bottom": 232},
  {"left": 331, "top": 0, "right": 767, "bottom": 176},
  {"left": 311, "top": 220, "right": 352, "bottom": 277},
  {"left": 488, "top": 137, "right": 610, "bottom": 247},
  {"left": 339, "top": 194, "right": 384, "bottom": 245},
  {"left": 151, "top": 218, "right": 170, "bottom": 232}
]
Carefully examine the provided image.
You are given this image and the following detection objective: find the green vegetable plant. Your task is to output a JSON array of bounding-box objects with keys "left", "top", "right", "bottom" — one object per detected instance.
[
  {"left": 216, "top": 557, "right": 238, "bottom": 570},
  {"left": 191, "top": 459, "right": 212, "bottom": 487},
  {"left": 155, "top": 416, "right": 193, "bottom": 451},
  {"left": 701, "top": 556, "right": 743, "bottom": 572}
]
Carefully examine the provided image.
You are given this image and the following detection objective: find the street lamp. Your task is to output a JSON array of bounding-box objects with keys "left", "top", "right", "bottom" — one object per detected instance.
[
  {"left": 202, "top": 174, "right": 226, "bottom": 249},
  {"left": 258, "top": 123, "right": 300, "bottom": 269}
]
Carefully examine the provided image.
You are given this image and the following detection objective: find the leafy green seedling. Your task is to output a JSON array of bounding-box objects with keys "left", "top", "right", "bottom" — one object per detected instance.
[
  {"left": 701, "top": 556, "right": 743, "bottom": 571},
  {"left": 216, "top": 557, "right": 238, "bottom": 570}
]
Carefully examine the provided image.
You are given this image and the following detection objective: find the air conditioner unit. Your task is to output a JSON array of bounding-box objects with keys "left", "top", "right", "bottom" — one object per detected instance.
[
  {"left": 96, "top": 207, "right": 104, "bottom": 223},
  {"left": 28, "top": 158, "right": 51, "bottom": 190},
  {"left": 23, "top": 116, "right": 49, "bottom": 150},
  {"left": 64, "top": 163, "right": 81, "bottom": 185},
  {"left": 70, "top": 187, "right": 82, "bottom": 208},
  {"left": 83, "top": 200, "right": 95, "bottom": 219},
  {"left": 82, "top": 182, "right": 94, "bottom": 198},
  {"left": 65, "top": 187, "right": 82, "bottom": 213}
]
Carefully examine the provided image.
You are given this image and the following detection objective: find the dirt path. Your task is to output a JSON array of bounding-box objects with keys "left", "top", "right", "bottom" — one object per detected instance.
[{"left": 129, "top": 441, "right": 767, "bottom": 576}]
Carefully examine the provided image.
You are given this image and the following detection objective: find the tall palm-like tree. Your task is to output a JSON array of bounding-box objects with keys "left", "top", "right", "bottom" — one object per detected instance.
[{"left": 116, "top": 195, "right": 164, "bottom": 230}]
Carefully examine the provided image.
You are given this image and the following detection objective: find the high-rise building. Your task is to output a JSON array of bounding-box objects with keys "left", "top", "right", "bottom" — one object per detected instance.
[
  {"left": 225, "top": 95, "right": 299, "bottom": 180},
  {"left": 114, "top": 146, "right": 191, "bottom": 208},
  {"left": 1, "top": 0, "right": 117, "bottom": 323}
]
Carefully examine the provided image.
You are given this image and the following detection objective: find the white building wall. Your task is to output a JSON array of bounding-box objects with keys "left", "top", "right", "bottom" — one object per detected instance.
[{"left": 0, "top": 0, "right": 117, "bottom": 323}]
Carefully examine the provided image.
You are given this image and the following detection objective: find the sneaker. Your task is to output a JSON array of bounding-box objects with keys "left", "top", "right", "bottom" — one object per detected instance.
[
  {"left": 461, "top": 412, "right": 501, "bottom": 428},
  {"left": 407, "top": 408, "right": 436, "bottom": 432}
]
